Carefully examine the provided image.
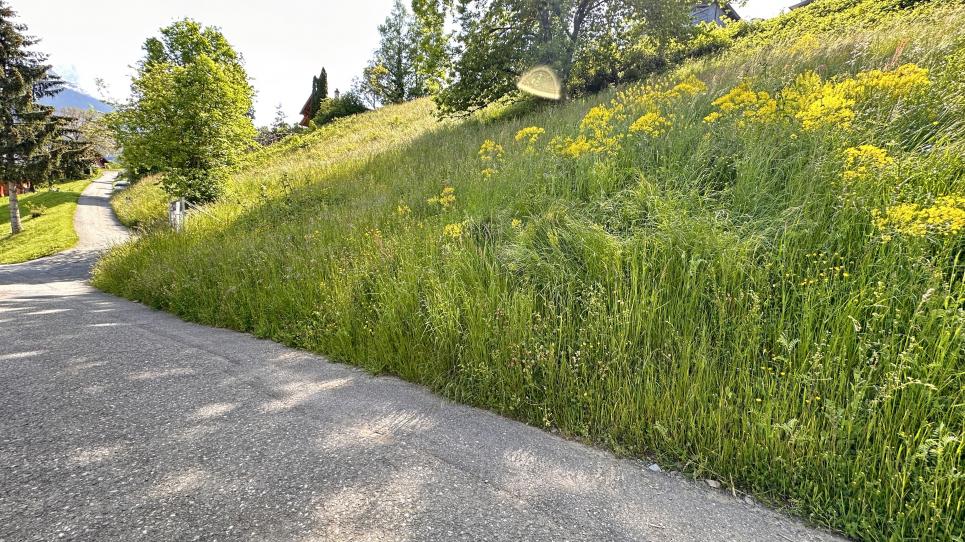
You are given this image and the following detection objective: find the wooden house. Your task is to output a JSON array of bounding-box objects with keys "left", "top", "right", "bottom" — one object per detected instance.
[
  {"left": 0, "top": 181, "right": 35, "bottom": 198},
  {"left": 691, "top": 2, "right": 742, "bottom": 25}
]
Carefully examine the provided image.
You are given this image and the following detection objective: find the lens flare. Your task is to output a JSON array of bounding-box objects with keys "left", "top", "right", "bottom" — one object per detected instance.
[{"left": 517, "top": 66, "right": 562, "bottom": 100}]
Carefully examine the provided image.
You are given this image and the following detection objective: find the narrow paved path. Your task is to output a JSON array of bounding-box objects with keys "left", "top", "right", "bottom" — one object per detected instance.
[{"left": 0, "top": 173, "right": 845, "bottom": 541}]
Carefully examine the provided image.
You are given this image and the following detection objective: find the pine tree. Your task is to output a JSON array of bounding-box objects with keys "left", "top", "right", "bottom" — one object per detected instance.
[
  {"left": 309, "top": 67, "right": 328, "bottom": 119},
  {"left": 0, "top": 1, "right": 63, "bottom": 234}
]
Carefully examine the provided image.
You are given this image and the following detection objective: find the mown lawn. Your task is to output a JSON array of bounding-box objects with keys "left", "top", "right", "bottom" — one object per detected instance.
[
  {"left": 0, "top": 178, "right": 93, "bottom": 264},
  {"left": 95, "top": 2, "right": 965, "bottom": 539}
]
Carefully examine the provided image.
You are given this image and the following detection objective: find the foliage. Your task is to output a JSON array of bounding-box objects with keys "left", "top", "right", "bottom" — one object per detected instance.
[
  {"left": 355, "top": 0, "right": 426, "bottom": 106},
  {"left": 431, "top": 0, "right": 693, "bottom": 116},
  {"left": 0, "top": 1, "right": 64, "bottom": 234},
  {"left": 312, "top": 91, "right": 369, "bottom": 126},
  {"left": 256, "top": 103, "right": 303, "bottom": 146},
  {"left": 0, "top": 177, "right": 91, "bottom": 263},
  {"left": 109, "top": 19, "right": 256, "bottom": 204},
  {"left": 411, "top": 0, "right": 452, "bottom": 93},
  {"left": 305, "top": 68, "right": 329, "bottom": 121},
  {"left": 57, "top": 107, "right": 116, "bottom": 179},
  {"left": 95, "top": 5, "right": 965, "bottom": 540}
]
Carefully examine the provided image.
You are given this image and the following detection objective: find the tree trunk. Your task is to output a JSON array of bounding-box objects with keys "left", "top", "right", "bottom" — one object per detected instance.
[{"left": 7, "top": 181, "right": 22, "bottom": 235}]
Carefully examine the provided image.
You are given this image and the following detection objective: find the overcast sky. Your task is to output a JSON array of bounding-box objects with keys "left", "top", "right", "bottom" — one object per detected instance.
[{"left": 9, "top": 1, "right": 797, "bottom": 125}]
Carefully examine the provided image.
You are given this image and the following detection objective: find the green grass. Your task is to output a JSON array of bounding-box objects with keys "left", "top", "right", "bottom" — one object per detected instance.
[
  {"left": 94, "top": 4, "right": 965, "bottom": 540},
  {"left": 0, "top": 178, "right": 94, "bottom": 264},
  {"left": 110, "top": 174, "right": 167, "bottom": 229}
]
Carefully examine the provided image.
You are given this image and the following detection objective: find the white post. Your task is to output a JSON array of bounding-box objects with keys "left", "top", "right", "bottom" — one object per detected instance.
[{"left": 169, "top": 198, "right": 186, "bottom": 232}]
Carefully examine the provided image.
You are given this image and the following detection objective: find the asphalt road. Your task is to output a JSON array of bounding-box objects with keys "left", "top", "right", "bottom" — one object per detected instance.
[{"left": 0, "top": 173, "right": 845, "bottom": 541}]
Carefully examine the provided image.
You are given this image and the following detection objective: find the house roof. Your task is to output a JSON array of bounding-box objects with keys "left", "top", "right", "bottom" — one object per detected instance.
[{"left": 692, "top": 2, "right": 742, "bottom": 23}]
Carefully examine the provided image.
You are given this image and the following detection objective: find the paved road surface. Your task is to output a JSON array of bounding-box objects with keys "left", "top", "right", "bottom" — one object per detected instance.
[{"left": 0, "top": 172, "right": 845, "bottom": 541}]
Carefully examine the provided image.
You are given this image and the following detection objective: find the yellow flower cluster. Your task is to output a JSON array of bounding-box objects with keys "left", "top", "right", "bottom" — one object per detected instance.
[
  {"left": 873, "top": 195, "right": 965, "bottom": 238},
  {"left": 790, "top": 83, "right": 855, "bottom": 131},
  {"left": 427, "top": 186, "right": 456, "bottom": 209},
  {"left": 615, "top": 75, "right": 707, "bottom": 110},
  {"left": 514, "top": 126, "right": 545, "bottom": 145},
  {"left": 551, "top": 104, "right": 623, "bottom": 158},
  {"left": 852, "top": 63, "right": 931, "bottom": 100},
  {"left": 479, "top": 139, "right": 504, "bottom": 177},
  {"left": 443, "top": 221, "right": 466, "bottom": 239},
  {"left": 479, "top": 139, "right": 504, "bottom": 162},
  {"left": 705, "top": 64, "right": 930, "bottom": 132},
  {"left": 670, "top": 75, "right": 708, "bottom": 98},
  {"left": 703, "top": 82, "right": 778, "bottom": 125},
  {"left": 553, "top": 75, "right": 709, "bottom": 158},
  {"left": 843, "top": 145, "right": 894, "bottom": 182},
  {"left": 629, "top": 111, "right": 672, "bottom": 137},
  {"left": 396, "top": 203, "right": 411, "bottom": 217}
]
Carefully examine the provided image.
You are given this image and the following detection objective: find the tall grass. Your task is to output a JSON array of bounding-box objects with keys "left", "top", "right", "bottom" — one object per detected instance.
[{"left": 95, "top": 7, "right": 965, "bottom": 540}]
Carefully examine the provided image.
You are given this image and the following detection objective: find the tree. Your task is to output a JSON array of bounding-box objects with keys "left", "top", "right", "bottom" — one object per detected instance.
[
  {"left": 357, "top": 0, "right": 426, "bottom": 106},
  {"left": 313, "top": 91, "right": 368, "bottom": 126},
  {"left": 57, "top": 108, "right": 115, "bottom": 180},
  {"left": 306, "top": 68, "right": 329, "bottom": 121},
  {"left": 411, "top": 0, "right": 453, "bottom": 93},
  {"left": 0, "top": 1, "right": 63, "bottom": 234},
  {"left": 110, "top": 19, "right": 256, "bottom": 203},
  {"left": 428, "top": 0, "right": 693, "bottom": 116},
  {"left": 256, "top": 103, "right": 298, "bottom": 146}
]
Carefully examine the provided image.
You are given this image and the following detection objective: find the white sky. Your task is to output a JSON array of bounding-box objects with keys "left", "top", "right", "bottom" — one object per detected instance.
[{"left": 9, "top": 0, "right": 797, "bottom": 126}]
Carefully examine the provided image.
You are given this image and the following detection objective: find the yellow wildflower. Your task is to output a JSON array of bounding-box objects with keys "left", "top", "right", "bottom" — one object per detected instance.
[
  {"left": 853, "top": 63, "right": 930, "bottom": 100},
  {"left": 789, "top": 33, "right": 820, "bottom": 55},
  {"left": 427, "top": 186, "right": 456, "bottom": 209},
  {"left": 670, "top": 75, "right": 707, "bottom": 97},
  {"left": 514, "top": 126, "right": 545, "bottom": 145},
  {"left": 705, "top": 82, "right": 778, "bottom": 125},
  {"left": 874, "top": 195, "right": 965, "bottom": 238},
  {"left": 629, "top": 111, "right": 672, "bottom": 137},
  {"left": 396, "top": 203, "right": 411, "bottom": 217},
  {"left": 443, "top": 221, "right": 466, "bottom": 239},
  {"left": 478, "top": 139, "right": 504, "bottom": 162},
  {"left": 843, "top": 145, "right": 894, "bottom": 182}
]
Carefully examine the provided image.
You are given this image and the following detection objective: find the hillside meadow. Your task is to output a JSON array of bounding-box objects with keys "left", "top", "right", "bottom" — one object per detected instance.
[{"left": 96, "top": 3, "right": 964, "bottom": 540}]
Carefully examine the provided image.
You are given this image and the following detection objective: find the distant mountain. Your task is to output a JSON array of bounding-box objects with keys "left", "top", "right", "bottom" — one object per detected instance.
[{"left": 39, "top": 84, "right": 113, "bottom": 114}]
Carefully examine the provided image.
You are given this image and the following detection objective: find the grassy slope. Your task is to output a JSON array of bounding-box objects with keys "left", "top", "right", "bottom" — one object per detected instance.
[
  {"left": 0, "top": 178, "right": 94, "bottom": 264},
  {"left": 95, "top": 3, "right": 965, "bottom": 540},
  {"left": 111, "top": 99, "right": 444, "bottom": 228},
  {"left": 111, "top": 174, "right": 166, "bottom": 229}
]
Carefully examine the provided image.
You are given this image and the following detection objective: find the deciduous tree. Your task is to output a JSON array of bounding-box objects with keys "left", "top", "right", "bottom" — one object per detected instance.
[
  {"left": 110, "top": 19, "right": 256, "bottom": 204},
  {"left": 357, "top": 0, "right": 427, "bottom": 105},
  {"left": 427, "top": 0, "right": 692, "bottom": 116}
]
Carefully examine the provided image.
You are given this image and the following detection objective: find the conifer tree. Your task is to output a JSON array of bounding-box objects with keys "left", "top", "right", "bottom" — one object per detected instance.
[
  {"left": 0, "top": 1, "right": 63, "bottom": 234},
  {"left": 309, "top": 67, "right": 328, "bottom": 119}
]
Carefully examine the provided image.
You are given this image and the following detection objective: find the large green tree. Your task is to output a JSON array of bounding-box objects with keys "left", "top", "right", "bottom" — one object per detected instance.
[
  {"left": 421, "top": 0, "right": 693, "bottom": 115},
  {"left": 0, "top": 1, "right": 63, "bottom": 234},
  {"left": 111, "top": 19, "right": 256, "bottom": 204},
  {"left": 357, "top": 0, "right": 427, "bottom": 106}
]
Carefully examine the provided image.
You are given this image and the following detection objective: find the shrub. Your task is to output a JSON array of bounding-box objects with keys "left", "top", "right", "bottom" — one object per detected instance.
[{"left": 312, "top": 92, "right": 368, "bottom": 126}]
